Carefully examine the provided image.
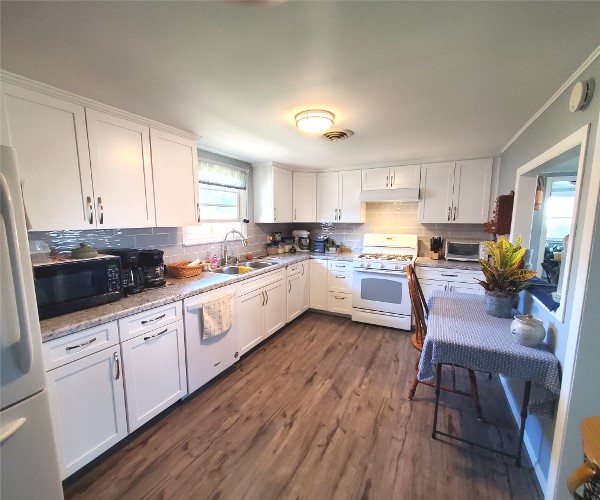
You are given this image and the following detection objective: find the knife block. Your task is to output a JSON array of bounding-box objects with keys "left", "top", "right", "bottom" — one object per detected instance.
[{"left": 429, "top": 250, "right": 443, "bottom": 260}]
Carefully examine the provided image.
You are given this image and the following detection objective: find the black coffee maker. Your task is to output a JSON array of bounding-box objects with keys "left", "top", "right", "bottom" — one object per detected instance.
[
  {"left": 139, "top": 249, "right": 166, "bottom": 288},
  {"left": 102, "top": 249, "right": 145, "bottom": 295}
]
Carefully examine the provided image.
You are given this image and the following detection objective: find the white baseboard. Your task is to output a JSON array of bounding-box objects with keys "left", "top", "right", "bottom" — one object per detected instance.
[{"left": 499, "top": 375, "right": 547, "bottom": 494}]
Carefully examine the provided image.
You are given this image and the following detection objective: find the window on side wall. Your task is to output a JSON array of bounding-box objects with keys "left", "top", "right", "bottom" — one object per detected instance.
[{"left": 184, "top": 159, "right": 248, "bottom": 246}]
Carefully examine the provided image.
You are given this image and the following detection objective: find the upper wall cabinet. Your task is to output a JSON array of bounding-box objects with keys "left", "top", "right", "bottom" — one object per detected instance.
[
  {"left": 0, "top": 83, "right": 96, "bottom": 231},
  {"left": 362, "top": 164, "right": 420, "bottom": 191},
  {"left": 86, "top": 109, "right": 156, "bottom": 229},
  {"left": 292, "top": 171, "right": 316, "bottom": 222},
  {"left": 253, "top": 162, "right": 293, "bottom": 223},
  {"left": 419, "top": 158, "right": 492, "bottom": 223},
  {"left": 316, "top": 170, "right": 365, "bottom": 223},
  {"left": 150, "top": 129, "right": 199, "bottom": 227}
]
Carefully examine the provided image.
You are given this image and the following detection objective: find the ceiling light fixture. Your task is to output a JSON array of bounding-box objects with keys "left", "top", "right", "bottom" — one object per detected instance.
[{"left": 295, "top": 109, "right": 335, "bottom": 133}]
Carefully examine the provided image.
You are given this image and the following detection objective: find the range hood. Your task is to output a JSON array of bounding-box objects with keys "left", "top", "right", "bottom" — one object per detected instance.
[{"left": 359, "top": 187, "right": 420, "bottom": 202}]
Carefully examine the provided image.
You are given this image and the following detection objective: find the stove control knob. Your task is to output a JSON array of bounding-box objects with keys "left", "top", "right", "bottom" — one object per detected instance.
[
  {"left": 394, "top": 264, "right": 400, "bottom": 270},
  {"left": 365, "top": 263, "right": 371, "bottom": 268},
  {"left": 380, "top": 263, "right": 385, "bottom": 269}
]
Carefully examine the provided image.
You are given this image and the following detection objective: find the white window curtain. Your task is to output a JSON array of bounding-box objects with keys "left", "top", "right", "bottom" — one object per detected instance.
[{"left": 199, "top": 161, "right": 247, "bottom": 191}]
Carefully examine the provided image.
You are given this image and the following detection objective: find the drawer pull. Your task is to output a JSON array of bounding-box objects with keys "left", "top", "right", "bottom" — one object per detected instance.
[
  {"left": 144, "top": 328, "right": 168, "bottom": 341},
  {"left": 113, "top": 352, "right": 120, "bottom": 380},
  {"left": 441, "top": 273, "right": 458, "bottom": 277},
  {"left": 334, "top": 296, "right": 346, "bottom": 300},
  {"left": 141, "top": 313, "right": 166, "bottom": 325},
  {"left": 65, "top": 337, "right": 97, "bottom": 351},
  {"left": 335, "top": 275, "right": 346, "bottom": 279}
]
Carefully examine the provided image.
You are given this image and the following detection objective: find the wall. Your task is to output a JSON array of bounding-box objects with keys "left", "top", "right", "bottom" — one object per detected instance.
[
  {"left": 297, "top": 201, "right": 489, "bottom": 255},
  {"left": 497, "top": 53, "right": 600, "bottom": 495}
]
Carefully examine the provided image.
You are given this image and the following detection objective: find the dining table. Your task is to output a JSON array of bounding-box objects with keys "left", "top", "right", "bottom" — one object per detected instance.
[{"left": 417, "top": 290, "right": 561, "bottom": 466}]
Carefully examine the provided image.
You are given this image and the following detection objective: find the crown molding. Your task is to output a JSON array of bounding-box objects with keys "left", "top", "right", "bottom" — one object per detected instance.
[
  {"left": 501, "top": 45, "right": 600, "bottom": 154},
  {"left": 0, "top": 70, "right": 200, "bottom": 143}
]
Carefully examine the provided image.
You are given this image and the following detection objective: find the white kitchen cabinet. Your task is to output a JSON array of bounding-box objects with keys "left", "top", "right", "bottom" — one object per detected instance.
[
  {"left": 86, "top": 109, "right": 156, "bottom": 228},
  {"left": 120, "top": 319, "right": 187, "bottom": 432},
  {"left": 416, "top": 266, "right": 485, "bottom": 302},
  {"left": 317, "top": 170, "right": 365, "bottom": 223},
  {"left": 292, "top": 171, "right": 317, "bottom": 222},
  {"left": 253, "top": 162, "right": 293, "bottom": 223},
  {"left": 150, "top": 128, "right": 200, "bottom": 227},
  {"left": 419, "top": 159, "right": 492, "bottom": 224},
  {"left": 237, "top": 269, "right": 287, "bottom": 355},
  {"left": 44, "top": 324, "right": 127, "bottom": 479},
  {"left": 327, "top": 292, "right": 352, "bottom": 315},
  {"left": 184, "top": 286, "right": 239, "bottom": 394},
  {"left": 326, "top": 260, "right": 352, "bottom": 314},
  {"left": 299, "top": 260, "right": 310, "bottom": 313},
  {"left": 309, "top": 259, "right": 328, "bottom": 310},
  {"left": 362, "top": 164, "right": 420, "bottom": 191},
  {"left": 0, "top": 82, "right": 95, "bottom": 231},
  {"left": 287, "top": 265, "right": 302, "bottom": 322}
]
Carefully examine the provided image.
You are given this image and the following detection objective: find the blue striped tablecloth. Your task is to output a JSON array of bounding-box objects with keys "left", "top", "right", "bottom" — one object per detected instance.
[{"left": 417, "top": 291, "right": 561, "bottom": 417}]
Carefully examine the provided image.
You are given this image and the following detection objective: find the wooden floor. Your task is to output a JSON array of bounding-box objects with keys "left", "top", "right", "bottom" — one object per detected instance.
[{"left": 64, "top": 312, "right": 542, "bottom": 500}]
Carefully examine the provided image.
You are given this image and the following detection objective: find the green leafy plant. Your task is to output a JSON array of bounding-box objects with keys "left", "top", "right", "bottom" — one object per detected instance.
[{"left": 479, "top": 236, "right": 537, "bottom": 297}]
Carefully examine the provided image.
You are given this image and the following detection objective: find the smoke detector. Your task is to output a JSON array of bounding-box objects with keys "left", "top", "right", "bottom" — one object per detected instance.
[{"left": 321, "top": 129, "right": 354, "bottom": 142}]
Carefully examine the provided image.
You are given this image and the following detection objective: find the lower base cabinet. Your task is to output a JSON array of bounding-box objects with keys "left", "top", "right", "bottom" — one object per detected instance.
[
  {"left": 44, "top": 326, "right": 127, "bottom": 479},
  {"left": 120, "top": 319, "right": 187, "bottom": 432},
  {"left": 417, "top": 267, "right": 485, "bottom": 302}
]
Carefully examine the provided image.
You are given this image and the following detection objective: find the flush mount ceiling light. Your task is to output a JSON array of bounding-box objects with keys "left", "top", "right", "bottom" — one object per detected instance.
[{"left": 295, "top": 109, "right": 335, "bottom": 133}]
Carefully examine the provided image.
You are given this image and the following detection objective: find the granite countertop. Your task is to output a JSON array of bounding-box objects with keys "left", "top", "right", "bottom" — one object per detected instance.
[
  {"left": 40, "top": 251, "right": 357, "bottom": 342},
  {"left": 415, "top": 257, "right": 482, "bottom": 271}
]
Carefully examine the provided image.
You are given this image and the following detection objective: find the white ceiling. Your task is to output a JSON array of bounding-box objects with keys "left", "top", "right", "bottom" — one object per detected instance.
[{"left": 1, "top": 2, "right": 599, "bottom": 169}]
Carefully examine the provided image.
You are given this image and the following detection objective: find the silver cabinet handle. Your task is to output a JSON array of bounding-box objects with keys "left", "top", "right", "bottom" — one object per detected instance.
[
  {"left": 335, "top": 275, "right": 346, "bottom": 279},
  {"left": 334, "top": 296, "right": 346, "bottom": 300},
  {"left": 338, "top": 208, "right": 342, "bottom": 221},
  {"left": 87, "top": 196, "right": 94, "bottom": 224},
  {"left": 289, "top": 281, "right": 292, "bottom": 293},
  {"left": 261, "top": 290, "right": 265, "bottom": 307},
  {"left": 97, "top": 197, "right": 104, "bottom": 225},
  {"left": 294, "top": 208, "right": 297, "bottom": 221},
  {"left": 113, "top": 352, "right": 120, "bottom": 380},
  {"left": 334, "top": 208, "right": 338, "bottom": 221},
  {"left": 453, "top": 206, "right": 457, "bottom": 221},
  {"left": 144, "top": 328, "right": 168, "bottom": 341},
  {"left": 141, "top": 313, "right": 165, "bottom": 325},
  {"left": 447, "top": 207, "right": 451, "bottom": 221},
  {"left": 386, "top": 175, "right": 389, "bottom": 188},
  {"left": 274, "top": 207, "right": 277, "bottom": 221},
  {"left": 391, "top": 175, "right": 395, "bottom": 187},
  {"left": 441, "top": 273, "right": 458, "bottom": 277},
  {"left": 66, "top": 337, "right": 97, "bottom": 351},
  {"left": 301, "top": 263, "right": 305, "bottom": 276},
  {"left": 265, "top": 290, "right": 269, "bottom": 305},
  {"left": 197, "top": 202, "right": 201, "bottom": 222}
]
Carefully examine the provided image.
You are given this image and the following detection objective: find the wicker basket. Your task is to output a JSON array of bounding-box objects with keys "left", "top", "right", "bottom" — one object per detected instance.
[{"left": 168, "top": 260, "right": 204, "bottom": 279}]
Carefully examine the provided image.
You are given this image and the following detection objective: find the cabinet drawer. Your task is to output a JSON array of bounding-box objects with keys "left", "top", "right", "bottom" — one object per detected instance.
[
  {"left": 43, "top": 322, "right": 119, "bottom": 371},
  {"left": 416, "top": 267, "right": 483, "bottom": 282},
  {"left": 238, "top": 269, "right": 285, "bottom": 297},
  {"left": 287, "top": 262, "right": 302, "bottom": 276},
  {"left": 327, "top": 260, "right": 352, "bottom": 271},
  {"left": 327, "top": 292, "right": 352, "bottom": 315},
  {"left": 328, "top": 270, "right": 352, "bottom": 293},
  {"left": 118, "top": 301, "right": 182, "bottom": 342}
]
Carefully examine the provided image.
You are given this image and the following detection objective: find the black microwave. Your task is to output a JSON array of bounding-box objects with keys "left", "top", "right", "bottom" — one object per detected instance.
[{"left": 33, "top": 256, "right": 123, "bottom": 320}]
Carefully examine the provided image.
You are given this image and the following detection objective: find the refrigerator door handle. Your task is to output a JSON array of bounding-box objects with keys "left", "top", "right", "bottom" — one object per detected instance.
[
  {"left": 0, "top": 417, "right": 26, "bottom": 445},
  {"left": 0, "top": 173, "right": 33, "bottom": 373}
]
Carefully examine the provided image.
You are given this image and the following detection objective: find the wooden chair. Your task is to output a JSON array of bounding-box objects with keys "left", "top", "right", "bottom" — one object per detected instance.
[{"left": 406, "top": 265, "right": 483, "bottom": 421}]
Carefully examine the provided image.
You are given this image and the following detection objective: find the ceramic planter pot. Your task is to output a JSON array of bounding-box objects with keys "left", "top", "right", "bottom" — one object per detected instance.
[
  {"left": 510, "top": 314, "right": 546, "bottom": 347},
  {"left": 484, "top": 292, "right": 514, "bottom": 318}
]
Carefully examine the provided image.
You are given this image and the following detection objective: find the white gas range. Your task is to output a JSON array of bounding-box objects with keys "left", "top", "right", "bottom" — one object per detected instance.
[{"left": 352, "top": 233, "right": 418, "bottom": 330}]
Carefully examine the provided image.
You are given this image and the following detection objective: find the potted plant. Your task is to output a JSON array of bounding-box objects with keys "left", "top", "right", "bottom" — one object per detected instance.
[{"left": 478, "top": 236, "right": 536, "bottom": 318}]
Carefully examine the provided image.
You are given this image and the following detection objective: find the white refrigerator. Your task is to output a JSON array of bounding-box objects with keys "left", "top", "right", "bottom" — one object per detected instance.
[{"left": 0, "top": 146, "right": 63, "bottom": 499}]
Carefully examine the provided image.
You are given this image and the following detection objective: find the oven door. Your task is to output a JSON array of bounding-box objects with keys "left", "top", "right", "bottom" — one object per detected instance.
[{"left": 352, "top": 269, "right": 412, "bottom": 316}]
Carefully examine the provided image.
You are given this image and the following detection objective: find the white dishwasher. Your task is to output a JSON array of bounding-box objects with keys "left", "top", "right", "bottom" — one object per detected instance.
[{"left": 183, "top": 284, "right": 240, "bottom": 394}]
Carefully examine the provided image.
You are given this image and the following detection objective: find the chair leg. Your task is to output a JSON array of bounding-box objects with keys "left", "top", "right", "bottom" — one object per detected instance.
[
  {"left": 407, "top": 357, "right": 420, "bottom": 400},
  {"left": 467, "top": 369, "right": 483, "bottom": 421}
]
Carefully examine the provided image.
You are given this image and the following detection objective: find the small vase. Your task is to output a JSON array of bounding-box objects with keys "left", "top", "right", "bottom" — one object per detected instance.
[
  {"left": 484, "top": 292, "right": 514, "bottom": 318},
  {"left": 510, "top": 314, "right": 546, "bottom": 347}
]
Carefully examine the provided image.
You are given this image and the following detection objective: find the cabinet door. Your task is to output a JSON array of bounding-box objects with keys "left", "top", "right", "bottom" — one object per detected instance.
[
  {"left": 339, "top": 170, "right": 364, "bottom": 222},
  {"left": 286, "top": 274, "right": 302, "bottom": 322},
  {"left": 361, "top": 167, "right": 390, "bottom": 191},
  {"left": 121, "top": 320, "right": 187, "bottom": 432},
  {"left": 86, "top": 109, "right": 155, "bottom": 228},
  {"left": 46, "top": 348, "right": 127, "bottom": 479},
  {"left": 451, "top": 158, "right": 493, "bottom": 223},
  {"left": 419, "top": 279, "right": 447, "bottom": 303},
  {"left": 237, "top": 289, "right": 264, "bottom": 355},
  {"left": 419, "top": 162, "right": 456, "bottom": 223},
  {"left": 309, "top": 259, "right": 328, "bottom": 310},
  {"left": 390, "top": 164, "right": 421, "bottom": 189},
  {"left": 300, "top": 261, "right": 310, "bottom": 312},
  {"left": 263, "top": 281, "right": 286, "bottom": 338},
  {"left": 327, "top": 292, "right": 352, "bottom": 315},
  {"left": 292, "top": 171, "right": 316, "bottom": 222},
  {"left": 273, "top": 166, "right": 293, "bottom": 223},
  {"left": 316, "top": 171, "right": 339, "bottom": 222},
  {"left": 0, "top": 83, "right": 94, "bottom": 230},
  {"left": 150, "top": 129, "right": 199, "bottom": 227}
]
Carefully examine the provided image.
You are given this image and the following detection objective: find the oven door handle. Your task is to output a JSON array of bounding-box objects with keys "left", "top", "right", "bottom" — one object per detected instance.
[{"left": 354, "top": 269, "right": 406, "bottom": 276}]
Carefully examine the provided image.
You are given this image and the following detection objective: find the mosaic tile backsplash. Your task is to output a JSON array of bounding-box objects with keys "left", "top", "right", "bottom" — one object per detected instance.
[{"left": 29, "top": 202, "right": 489, "bottom": 262}]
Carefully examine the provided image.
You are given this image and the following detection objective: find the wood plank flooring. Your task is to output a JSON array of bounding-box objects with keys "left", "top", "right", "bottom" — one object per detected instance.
[{"left": 64, "top": 312, "right": 542, "bottom": 500}]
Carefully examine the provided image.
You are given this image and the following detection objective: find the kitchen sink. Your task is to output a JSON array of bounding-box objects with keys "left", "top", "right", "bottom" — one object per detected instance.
[
  {"left": 212, "top": 266, "right": 245, "bottom": 275},
  {"left": 211, "top": 261, "right": 278, "bottom": 274},
  {"left": 244, "top": 261, "right": 277, "bottom": 269}
]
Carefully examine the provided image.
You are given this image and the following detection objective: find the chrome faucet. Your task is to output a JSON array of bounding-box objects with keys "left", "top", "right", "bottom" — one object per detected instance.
[{"left": 222, "top": 229, "right": 248, "bottom": 265}]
